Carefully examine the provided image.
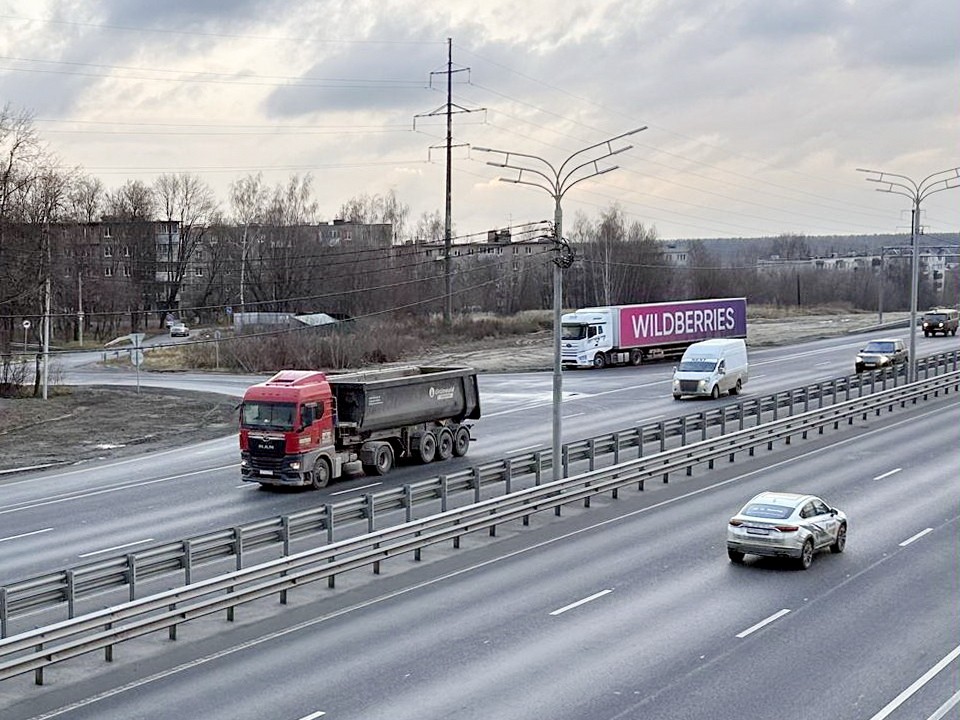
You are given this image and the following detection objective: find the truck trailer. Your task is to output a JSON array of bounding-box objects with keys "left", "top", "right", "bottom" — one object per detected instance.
[
  {"left": 239, "top": 365, "right": 481, "bottom": 489},
  {"left": 561, "top": 297, "right": 747, "bottom": 369}
]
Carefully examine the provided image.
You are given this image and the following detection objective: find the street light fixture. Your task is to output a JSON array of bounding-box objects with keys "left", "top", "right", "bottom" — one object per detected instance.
[
  {"left": 856, "top": 166, "right": 960, "bottom": 382},
  {"left": 475, "top": 127, "right": 647, "bottom": 482}
]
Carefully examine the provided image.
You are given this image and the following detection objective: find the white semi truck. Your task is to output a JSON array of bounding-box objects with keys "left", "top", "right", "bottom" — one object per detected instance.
[{"left": 561, "top": 297, "right": 747, "bottom": 369}]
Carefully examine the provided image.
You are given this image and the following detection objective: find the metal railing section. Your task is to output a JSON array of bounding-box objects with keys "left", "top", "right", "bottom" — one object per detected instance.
[
  {"left": 0, "top": 351, "right": 957, "bottom": 638},
  {"left": 0, "top": 369, "right": 958, "bottom": 684}
]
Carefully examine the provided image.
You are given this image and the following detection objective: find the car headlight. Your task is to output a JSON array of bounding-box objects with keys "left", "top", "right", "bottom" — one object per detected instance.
[
  {"left": 856, "top": 355, "right": 864, "bottom": 362},
  {"left": 698, "top": 379, "right": 707, "bottom": 389}
]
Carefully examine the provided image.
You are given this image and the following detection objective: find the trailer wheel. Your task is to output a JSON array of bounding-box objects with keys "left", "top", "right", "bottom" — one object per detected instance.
[
  {"left": 362, "top": 443, "right": 394, "bottom": 476},
  {"left": 416, "top": 432, "right": 437, "bottom": 463},
  {"left": 630, "top": 349, "right": 643, "bottom": 366},
  {"left": 592, "top": 353, "right": 607, "bottom": 369},
  {"left": 311, "top": 457, "right": 331, "bottom": 489},
  {"left": 436, "top": 428, "right": 454, "bottom": 460},
  {"left": 453, "top": 426, "right": 471, "bottom": 457}
]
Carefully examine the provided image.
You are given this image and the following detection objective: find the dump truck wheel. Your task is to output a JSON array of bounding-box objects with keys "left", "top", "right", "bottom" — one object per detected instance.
[
  {"left": 311, "top": 457, "right": 331, "bottom": 489},
  {"left": 453, "top": 426, "right": 471, "bottom": 457},
  {"left": 416, "top": 432, "right": 436, "bottom": 463},
  {"left": 436, "top": 428, "right": 454, "bottom": 460}
]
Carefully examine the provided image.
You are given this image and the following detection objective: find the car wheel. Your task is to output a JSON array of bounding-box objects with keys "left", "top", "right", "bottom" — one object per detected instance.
[
  {"left": 797, "top": 539, "right": 814, "bottom": 570},
  {"left": 727, "top": 548, "right": 744, "bottom": 564},
  {"left": 711, "top": 384, "right": 720, "bottom": 399},
  {"left": 452, "top": 426, "right": 471, "bottom": 457},
  {"left": 592, "top": 353, "right": 607, "bottom": 369},
  {"left": 830, "top": 523, "right": 847, "bottom": 553},
  {"left": 362, "top": 443, "right": 394, "bottom": 476},
  {"left": 311, "top": 457, "right": 331, "bottom": 489},
  {"left": 730, "top": 379, "right": 742, "bottom": 396},
  {"left": 630, "top": 349, "right": 643, "bottom": 366}
]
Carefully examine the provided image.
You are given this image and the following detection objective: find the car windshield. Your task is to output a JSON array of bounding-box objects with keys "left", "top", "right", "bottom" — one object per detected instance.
[
  {"left": 561, "top": 324, "right": 587, "bottom": 340},
  {"left": 678, "top": 359, "right": 717, "bottom": 373},
  {"left": 863, "top": 341, "right": 894, "bottom": 353},
  {"left": 742, "top": 503, "right": 794, "bottom": 519},
  {"left": 241, "top": 402, "right": 296, "bottom": 431},
  {"left": 924, "top": 314, "right": 946, "bottom": 322}
]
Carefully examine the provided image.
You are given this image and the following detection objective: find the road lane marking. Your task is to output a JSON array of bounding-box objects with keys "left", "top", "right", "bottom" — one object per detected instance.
[
  {"left": 78, "top": 538, "right": 155, "bottom": 558},
  {"left": 0, "top": 465, "right": 237, "bottom": 517},
  {"left": 296, "top": 712, "right": 326, "bottom": 720},
  {"left": 869, "top": 644, "right": 960, "bottom": 720},
  {"left": 899, "top": 528, "right": 933, "bottom": 547},
  {"left": 550, "top": 589, "right": 613, "bottom": 616},
  {"left": 332, "top": 482, "right": 382, "bottom": 496},
  {"left": 736, "top": 609, "right": 790, "bottom": 638},
  {"left": 874, "top": 468, "right": 902, "bottom": 480},
  {"left": 512, "top": 445, "right": 542, "bottom": 454},
  {"left": 929, "top": 688, "right": 960, "bottom": 720},
  {"left": 563, "top": 412, "right": 585, "bottom": 420},
  {"left": 0, "top": 527, "right": 53, "bottom": 544}
]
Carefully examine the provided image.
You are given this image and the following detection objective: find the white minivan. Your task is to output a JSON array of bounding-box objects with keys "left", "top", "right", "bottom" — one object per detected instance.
[{"left": 672, "top": 338, "right": 748, "bottom": 400}]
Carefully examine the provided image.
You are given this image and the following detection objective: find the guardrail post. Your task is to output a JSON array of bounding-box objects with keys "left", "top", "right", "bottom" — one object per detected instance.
[
  {"left": 700, "top": 412, "right": 708, "bottom": 441},
  {"left": 126, "top": 554, "right": 137, "bottom": 602},
  {"left": 720, "top": 408, "right": 727, "bottom": 436},
  {"left": 659, "top": 421, "right": 666, "bottom": 453},
  {"left": 472, "top": 467, "right": 482, "bottom": 504},
  {"left": 773, "top": 393, "right": 780, "bottom": 421},
  {"left": 183, "top": 540, "right": 193, "bottom": 585},
  {"left": 324, "top": 504, "right": 335, "bottom": 545},
  {"left": 504, "top": 460, "right": 513, "bottom": 495},
  {"left": 105, "top": 622, "right": 113, "bottom": 662},
  {"left": 439, "top": 476, "right": 449, "bottom": 512},
  {"left": 637, "top": 426, "right": 645, "bottom": 458},
  {"left": 67, "top": 570, "right": 76, "bottom": 619},
  {"left": 680, "top": 416, "right": 687, "bottom": 446},
  {"left": 613, "top": 432, "right": 621, "bottom": 465},
  {"left": 280, "top": 516, "right": 291, "bottom": 605},
  {"left": 169, "top": 603, "right": 178, "bottom": 640},
  {"left": 365, "top": 494, "right": 376, "bottom": 534},
  {"left": 588, "top": 439, "right": 596, "bottom": 472},
  {"left": 404, "top": 485, "right": 414, "bottom": 524},
  {"left": 35, "top": 643, "right": 44, "bottom": 685},
  {"left": 562, "top": 446, "right": 570, "bottom": 479},
  {"left": 0, "top": 587, "right": 7, "bottom": 639},
  {"left": 235, "top": 527, "right": 244, "bottom": 571},
  {"left": 534, "top": 452, "right": 544, "bottom": 485}
]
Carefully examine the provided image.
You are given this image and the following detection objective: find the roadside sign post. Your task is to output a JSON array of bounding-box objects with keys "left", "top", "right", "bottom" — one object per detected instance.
[
  {"left": 21, "top": 319, "right": 30, "bottom": 354},
  {"left": 130, "top": 333, "right": 146, "bottom": 395},
  {"left": 214, "top": 329, "right": 222, "bottom": 369}
]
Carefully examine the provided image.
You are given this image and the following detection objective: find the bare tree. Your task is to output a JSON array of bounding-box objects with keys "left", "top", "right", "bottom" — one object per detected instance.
[
  {"left": 154, "top": 173, "right": 218, "bottom": 316},
  {"left": 105, "top": 179, "right": 155, "bottom": 220},
  {"left": 338, "top": 189, "right": 408, "bottom": 243},
  {"left": 66, "top": 175, "right": 104, "bottom": 222},
  {"left": 229, "top": 172, "right": 266, "bottom": 310}
]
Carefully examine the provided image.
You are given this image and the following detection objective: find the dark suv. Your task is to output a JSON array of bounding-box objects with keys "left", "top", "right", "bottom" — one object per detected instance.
[
  {"left": 855, "top": 338, "right": 908, "bottom": 373},
  {"left": 922, "top": 308, "right": 959, "bottom": 337}
]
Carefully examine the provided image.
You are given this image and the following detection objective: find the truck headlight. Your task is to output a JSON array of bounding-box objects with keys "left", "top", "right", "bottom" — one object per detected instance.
[{"left": 289, "top": 461, "right": 301, "bottom": 471}]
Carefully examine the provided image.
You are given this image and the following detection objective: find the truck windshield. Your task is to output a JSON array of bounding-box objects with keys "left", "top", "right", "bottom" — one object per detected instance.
[
  {"left": 241, "top": 402, "right": 296, "bottom": 431},
  {"left": 561, "top": 324, "right": 587, "bottom": 340},
  {"left": 678, "top": 359, "right": 717, "bottom": 373}
]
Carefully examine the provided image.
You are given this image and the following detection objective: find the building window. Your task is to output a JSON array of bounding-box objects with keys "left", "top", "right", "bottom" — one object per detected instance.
[
  {"left": 104, "top": 245, "right": 113, "bottom": 258},
  {"left": 122, "top": 245, "right": 130, "bottom": 257},
  {"left": 194, "top": 267, "right": 203, "bottom": 277},
  {"left": 104, "top": 267, "right": 113, "bottom": 277},
  {"left": 122, "top": 265, "right": 131, "bottom": 278},
  {"left": 104, "top": 227, "right": 112, "bottom": 239}
]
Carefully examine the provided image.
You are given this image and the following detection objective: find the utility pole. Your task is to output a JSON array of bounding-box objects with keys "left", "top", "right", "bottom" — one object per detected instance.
[
  {"left": 857, "top": 166, "right": 960, "bottom": 382},
  {"left": 475, "top": 127, "right": 647, "bottom": 482},
  {"left": 414, "top": 39, "right": 485, "bottom": 323}
]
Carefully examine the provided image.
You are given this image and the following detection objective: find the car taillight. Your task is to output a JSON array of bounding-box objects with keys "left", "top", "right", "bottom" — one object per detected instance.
[
  {"left": 729, "top": 519, "right": 743, "bottom": 526},
  {"left": 775, "top": 525, "right": 799, "bottom": 532}
]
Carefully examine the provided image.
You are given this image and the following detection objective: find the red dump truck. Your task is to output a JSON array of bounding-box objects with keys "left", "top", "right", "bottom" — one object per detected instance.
[{"left": 239, "top": 366, "right": 481, "bottom": 489}]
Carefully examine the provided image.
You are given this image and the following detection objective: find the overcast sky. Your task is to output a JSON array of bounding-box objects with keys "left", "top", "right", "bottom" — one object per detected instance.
[{"left": 1, "top": 0, "right": 958, "bottom": 241}]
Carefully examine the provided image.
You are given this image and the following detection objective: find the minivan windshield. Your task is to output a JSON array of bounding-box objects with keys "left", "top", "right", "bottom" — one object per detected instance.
[{"left": 678, "top": 359, "right": 717, "bottom": 373}]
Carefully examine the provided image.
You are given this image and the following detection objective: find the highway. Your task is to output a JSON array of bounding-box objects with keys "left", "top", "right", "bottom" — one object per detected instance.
[
  {"left": 0, "top": 332, "right": 957, "bottom": 582},
  {"left": 2, "top": 387, "right": 956, "bottom": 719}
]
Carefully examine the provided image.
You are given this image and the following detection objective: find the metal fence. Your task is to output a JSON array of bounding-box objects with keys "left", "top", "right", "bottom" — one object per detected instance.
[
  {"left": 1, "top": 369, "right": 957, "bottom": 685},
  {"left": 1, "top": 351, "right": 957, "bottom": 639}
]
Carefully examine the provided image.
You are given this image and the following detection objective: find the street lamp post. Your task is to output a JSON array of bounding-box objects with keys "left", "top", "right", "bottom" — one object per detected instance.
[
  {"left": 857, "top": 166, "right": 960, "bottom": 382},
  {"left": 475, "top": 127, "right": 647, "bottom": 482}
]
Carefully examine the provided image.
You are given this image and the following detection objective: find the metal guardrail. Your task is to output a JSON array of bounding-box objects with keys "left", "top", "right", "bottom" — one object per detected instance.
[
  {"left": 1, "top": 369, "right": 957, "bottom": 685},
  {"left": 1, "top": 350, "right": 957, "bottom": 638}
]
